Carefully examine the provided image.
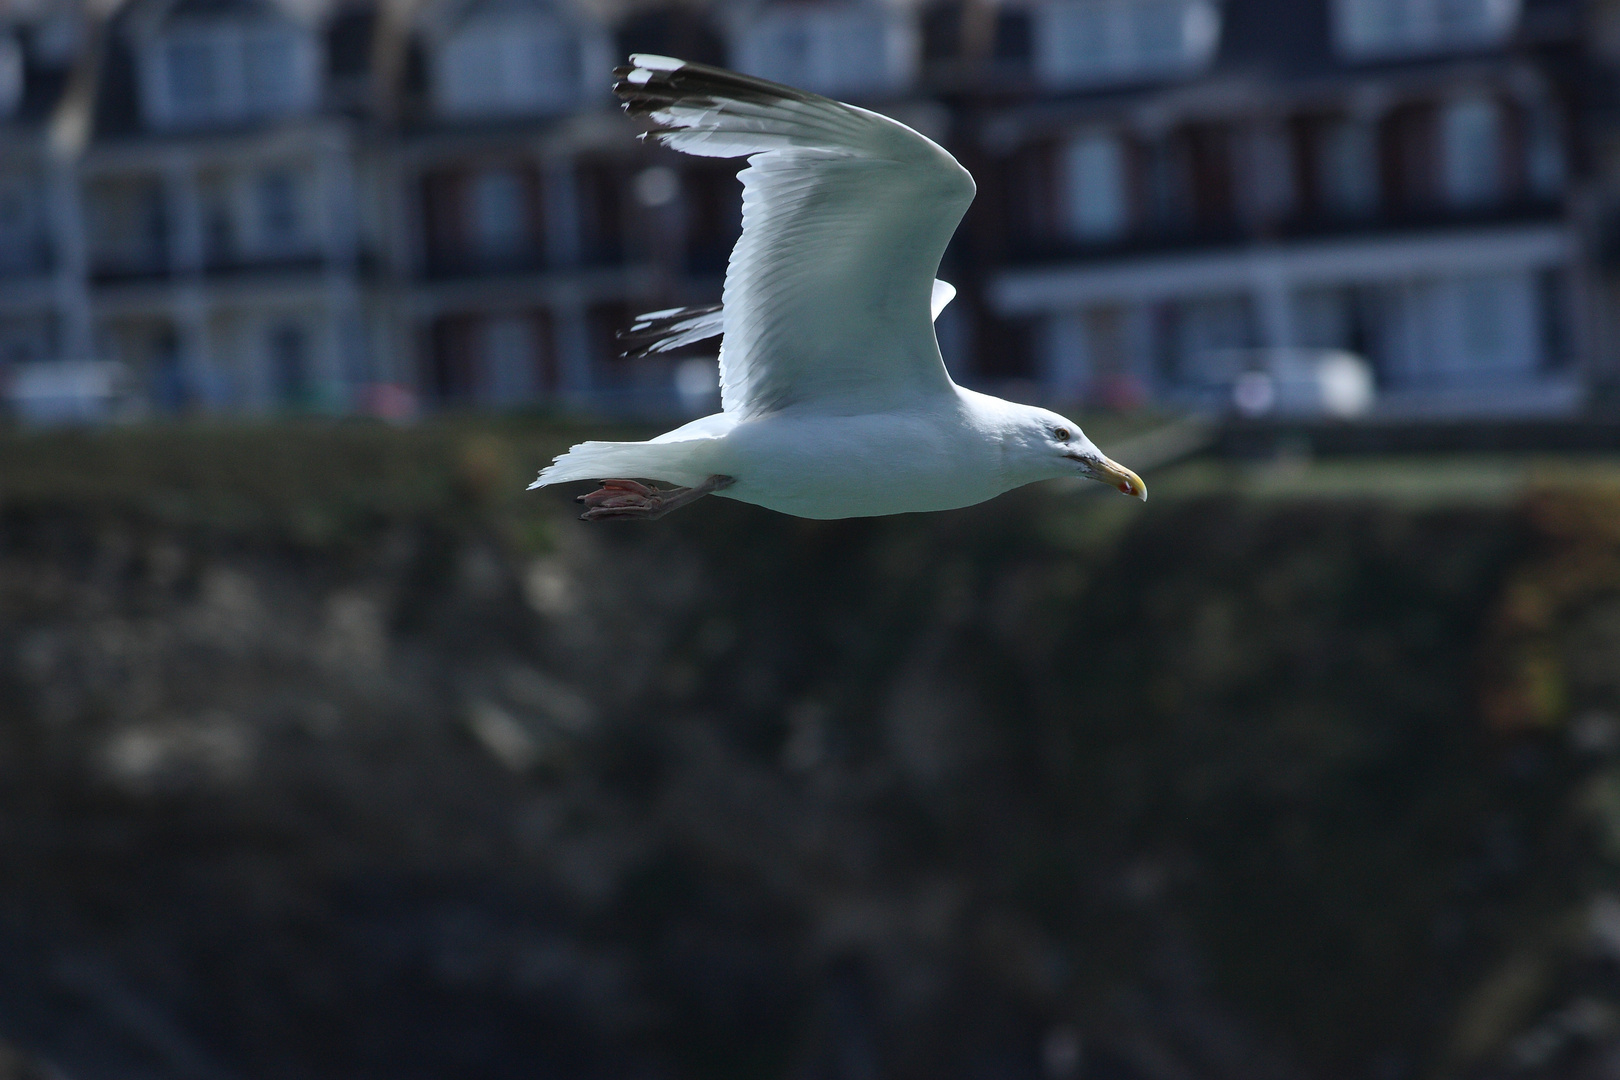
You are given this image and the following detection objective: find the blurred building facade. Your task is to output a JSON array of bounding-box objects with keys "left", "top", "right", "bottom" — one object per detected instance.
[
  {"left": 968, "top": 0, "right": 1584, "bottom": 416},
  {"left": 0, "top": 0, "right": 1601, "bottom": 417}
]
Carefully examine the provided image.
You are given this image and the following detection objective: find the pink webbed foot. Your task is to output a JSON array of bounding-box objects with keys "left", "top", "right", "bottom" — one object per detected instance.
[
  {"left": 577, "top": 479, "right": 668, "bottom": 520},
  {"left": 577, "top": 476, "right": 734, "bottom": 522}
]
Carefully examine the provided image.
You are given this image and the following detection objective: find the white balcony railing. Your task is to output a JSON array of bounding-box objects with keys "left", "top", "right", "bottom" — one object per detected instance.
[{"left": 1331, "top": 0, "right": 1520, "bottom": 60}]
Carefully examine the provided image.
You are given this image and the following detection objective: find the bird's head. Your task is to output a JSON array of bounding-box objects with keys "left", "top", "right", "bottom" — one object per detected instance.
[{"left": 1010, "top": 407, "right": 1146, "bottom": 501}]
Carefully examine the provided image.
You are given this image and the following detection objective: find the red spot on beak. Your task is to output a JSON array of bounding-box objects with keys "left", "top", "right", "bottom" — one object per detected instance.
[{"left": 1119, "top": 483, "right": 1131, "bottom": 494}]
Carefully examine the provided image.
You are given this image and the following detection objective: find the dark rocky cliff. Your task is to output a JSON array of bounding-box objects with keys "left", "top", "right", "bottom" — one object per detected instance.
[{"left": 0, "top": 425, "right": 1616, "bottom": 1080}]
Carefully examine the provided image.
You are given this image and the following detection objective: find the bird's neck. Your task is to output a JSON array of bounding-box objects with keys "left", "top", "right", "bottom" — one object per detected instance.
[{"left": 952, "top": 386, "right": 1060, "bottom": 487}]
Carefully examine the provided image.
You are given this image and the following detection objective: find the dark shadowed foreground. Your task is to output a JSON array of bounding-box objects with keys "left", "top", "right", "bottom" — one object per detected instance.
[{"left": 0, "top": 425, "right": 1618, "bottom": 1080}]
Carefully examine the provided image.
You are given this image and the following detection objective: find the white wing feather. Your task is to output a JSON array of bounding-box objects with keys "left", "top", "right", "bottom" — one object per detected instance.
[
  {"left": 615, "top": 56, "right": 975, "bottom": 418},
  {"left": 622, "top": 278, "right": 956, "bottom": 357}
]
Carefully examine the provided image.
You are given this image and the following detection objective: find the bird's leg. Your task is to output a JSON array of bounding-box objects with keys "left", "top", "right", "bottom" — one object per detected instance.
[{"left": 577, "top": 475, "right": 735, "bottom": 522}]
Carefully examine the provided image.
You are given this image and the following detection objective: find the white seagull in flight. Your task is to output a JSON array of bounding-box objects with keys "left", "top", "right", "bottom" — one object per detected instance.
[{"left": 531, "top": 55, "right": 1147, "bottom": 520}]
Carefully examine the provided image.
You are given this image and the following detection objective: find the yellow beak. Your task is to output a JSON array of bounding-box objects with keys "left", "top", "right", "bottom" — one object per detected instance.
[{"left": 1089, "top": 454, "right": 1147, "bottom": 501}]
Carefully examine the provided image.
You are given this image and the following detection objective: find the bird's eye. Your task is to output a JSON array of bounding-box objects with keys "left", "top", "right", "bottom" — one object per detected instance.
[{"left": 1053, "top": 427, "right": 1071, "bottom": 442}]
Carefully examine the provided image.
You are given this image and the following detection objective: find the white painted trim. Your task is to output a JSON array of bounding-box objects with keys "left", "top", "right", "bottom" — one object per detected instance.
[
  {"left": 990, "top": 223, "right": 1575, "bottom": 314},
  {"left": 1374, "top": 377, "right": 1583, "bottom": 418}
]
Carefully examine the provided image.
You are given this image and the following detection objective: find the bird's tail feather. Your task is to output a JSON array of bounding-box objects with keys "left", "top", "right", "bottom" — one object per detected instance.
[{"left": 529, "top": 440, "right": 695, "bottom": 489}]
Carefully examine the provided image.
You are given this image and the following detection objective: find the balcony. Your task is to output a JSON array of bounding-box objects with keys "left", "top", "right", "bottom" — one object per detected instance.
[
  {"left": 422, "top": 247, "right": 551, "bottom": 280},
  {"left": 89, "top": 253, "right": 170, "bottom": 285},
  {"left": 1331, "top": 0, "right": 1520, "bottom": 60},
  {"left": 202, "top": 250, "right": 329, "bottom": 277},
  {"left": 1002, "top": 196, "right": 1568, "bottom": 268}
]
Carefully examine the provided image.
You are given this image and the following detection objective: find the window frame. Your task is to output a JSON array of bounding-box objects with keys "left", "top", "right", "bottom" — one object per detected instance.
[
  {"left": 1439, "top": 95, "right": 1504, "bottom": 209},
  {"left": 0, "top": 32, "right": 25, "bottom": 119},
  {"left": 734, "top": 2, "right": 915, "bottom": 98},
  {"left": 252, "top": 167, "right": 308, "bottom": 254},
  {"left": 1061, "top": 130, "right": 1130, "bottom": 242},
  {"left": 467, "top": 167, "right": 531, "bottom": 258},
  {"left": 1031, "top": 0, "right": 1221, "bottom": 89},
  {"left": 142, "top": 17, "right": 319, "bottom": 130},
  {"left": 432, "top": 10, "right": 585, "bottom": 118}
]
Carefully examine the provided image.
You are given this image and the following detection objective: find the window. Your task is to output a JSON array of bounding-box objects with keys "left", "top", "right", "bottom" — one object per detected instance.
[
  {"left": 922, "top": 0, "right": 966, "bottom": 65},
  {"left": 1062, "top": 133, "right": 1128, "bottom": 241},
  {"left": 86, "top": 180, "right": 168, "bottom": 274},
  {"left": 1526, "top": 102, "right": 1566, "bottom": 199},
  {"left": 268, "top": 323, "right": 311, "bottom": 406},
  {"left": 481, "top": 316, "right": 537, "bottom": 404},
  {"left": 994, "top": 8, "right": 1033, "bottom": 64},
  {"left": 148, "top": 20, "right": 316, "bottom": 128},
  {"left": 1318, "top": 119, "right": 1380, "bottom": 216},
  {"left": 1376, "top": 271, "right": 1540, "bottom": 386},
  {"left": 1441, "top": 97, "right": 1501, "bottom": 208},
  {"left": 1450, "top": 272, "right": 1543, "bottom": 376},
  {"left": 0, "top": 181, "right": 27, "bottom": 234},
  {"left": 1239, "top": 124, "right": 1295, "bottom": 224},
  {"left": 0, "top": 176, "right": 36, "bottom": 274},
  {"left": 737, "top": 4, "right": 909, "bottom": 97},
  {"left": 255, "top": 170, "right": 303, "bottom": 250},
  {"left": 1293, "top": 288, "right": 1356, "bottom": 350},
  {"left": 435, "top": 13, "right": 580, "bottom": 117},
  {"left": 203, "top": 191, "right": 233, "bottom": 263},
  {"left": 617, "top": 8, "right": 727, "bottom": 68},
  {"left": 0, "top": 33, "right": 24, "bottom": 119},
  {"left": 164, "top": 38, "right": 219, "bottom": 117},
  {"left": 0, "top": 318, "right": 49, "bottom": 368},
  {"left": 1034, "top": 0, "right": 1219, "bottom": 88},
  {"left": 243, "top": 31, "right": 300, "bottom": 112},
  {"left": 469, "top": 169, "right": 528, "bottom": 257},
  {"left": 1332, "top": 0, "right": 1519, "bottom": 59},
  {"left": 1171, "top": 295, "right": 1254, "bottom": 382}
]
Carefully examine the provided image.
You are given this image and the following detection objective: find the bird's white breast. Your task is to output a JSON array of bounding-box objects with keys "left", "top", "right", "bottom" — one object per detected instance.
[{"left": 712, "top": 404, "right": 1011, "bottom": 519}]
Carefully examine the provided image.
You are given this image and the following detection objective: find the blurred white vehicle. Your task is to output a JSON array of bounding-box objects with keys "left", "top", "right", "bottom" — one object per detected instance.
[
  {"left": 6, "top": 361, "right": 134, "bottom": 424},
  {"left": 1208, "top": 349, "right": 1376, "bottom": 419}
]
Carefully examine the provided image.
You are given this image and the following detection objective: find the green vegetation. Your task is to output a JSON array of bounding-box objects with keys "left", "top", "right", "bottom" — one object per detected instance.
[
  {"left": 3, "top": 419, "right": 1620, "bottom": 1077},
  {"left": 1, "top": 415, "right": 1616, "bottom": 527}
]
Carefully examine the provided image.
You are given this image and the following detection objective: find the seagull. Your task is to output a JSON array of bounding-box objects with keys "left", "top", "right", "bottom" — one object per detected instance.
[{"left": 531, "top": 55, "right": 1147, "bottom": 521}]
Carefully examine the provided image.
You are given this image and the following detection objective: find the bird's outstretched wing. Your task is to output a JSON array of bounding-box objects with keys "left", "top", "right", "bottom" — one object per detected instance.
[
  {"left": 615, "top": 55, "right": 975, "bottom": 418},
  {"left": 619, "top": 279, "right": 958, "bottom": 359}
]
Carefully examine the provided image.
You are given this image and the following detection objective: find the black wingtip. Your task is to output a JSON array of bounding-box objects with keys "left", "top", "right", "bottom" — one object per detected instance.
[
  {"left": 612, "top": 55, "right": 825, "bottom": 118},
  {"left": 614, "top": 303, "right": 724, "bottom": 360}
]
